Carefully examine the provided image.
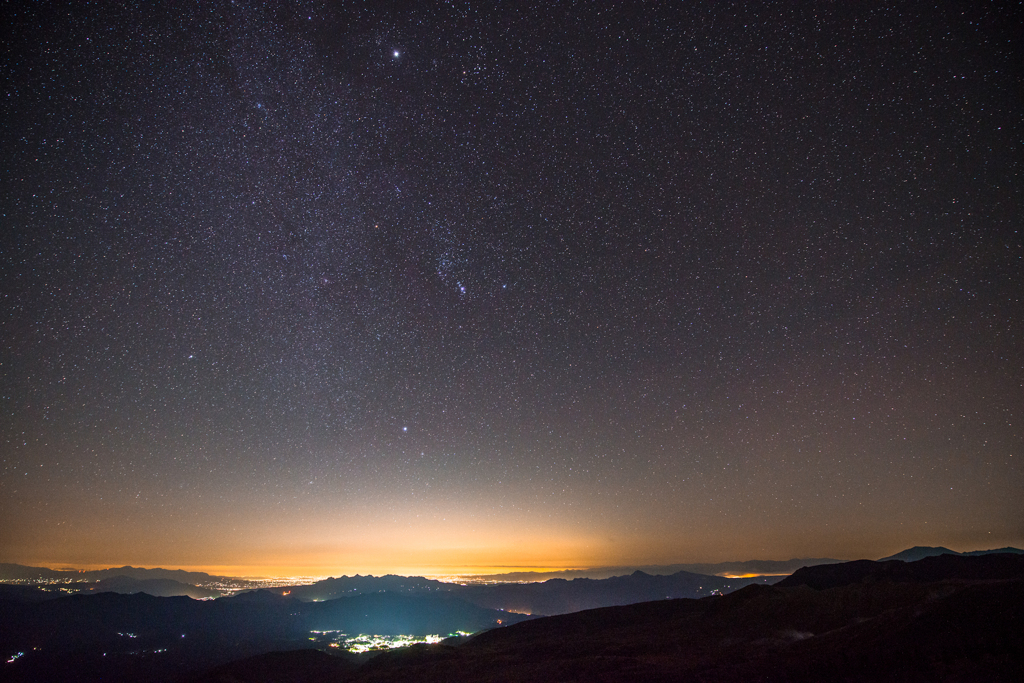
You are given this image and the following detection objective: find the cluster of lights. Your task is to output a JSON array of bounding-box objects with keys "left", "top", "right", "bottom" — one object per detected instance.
[
  {"left": 193, "top": 577, "right": 326, "bottom": 596},
  {"left": 342, "top": 634, "right": 444, "bottom": 653},
  {"left": 424, "top": 574, "right": 480, "bottom": 584},
  {"left": 1, "top": 577, "right": 82, "bottom": 585},
  {"left": 310, "top": 630, "right": 464, "bottom": 653}
]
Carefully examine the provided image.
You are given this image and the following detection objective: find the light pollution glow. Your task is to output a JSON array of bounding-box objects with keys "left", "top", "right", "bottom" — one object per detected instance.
[{"left": 9, "top": 496, "right": 1023, "bottom": 579}]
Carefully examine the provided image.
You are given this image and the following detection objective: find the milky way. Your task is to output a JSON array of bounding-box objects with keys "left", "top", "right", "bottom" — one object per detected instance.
[{"left": 2, "top": 1, "right": 1021, "bottom": 574}]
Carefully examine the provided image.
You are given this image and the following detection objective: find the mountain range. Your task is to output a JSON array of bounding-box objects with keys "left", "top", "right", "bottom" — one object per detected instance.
[
  {"left": 4, "top": 545, "right": 1021, "bottom": 610},
  {"left": 877, "top": 545, "right": 1024, "bottom": 562},
  {"left": 268, "top": 569, "right": 775, "bottom": 614},
  {"left": 0, "top": 563, "right": 227, "bottom": 585},
  {"left": 0, "top": 589, "right": 530, "bottom": 682},
  {"left": 319, "top": 553, "right": 1023, "bottom": 683},
  {"left": 78, "top": 576, "right": 223, "bottom": 600},
  {"left": 4, "top": 552, "right": 1021, "bottom": 682},
  {"left": 467, "top": 557, "right": 846, "bottom": 581}
]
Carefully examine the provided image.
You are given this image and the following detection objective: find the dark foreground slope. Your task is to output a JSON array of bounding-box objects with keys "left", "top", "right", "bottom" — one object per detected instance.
[
  {"left": 201, "top": 554, "right": 1024, "bottom": 683},
  {"left": 0, "top": 590, "right": 530, "bottom": 683},
  {"left": 196, "top": 649, "right": 360, "bottom": 683},
  {"left": 776, "top": 551, "right": 1024, "bottom": 589}
]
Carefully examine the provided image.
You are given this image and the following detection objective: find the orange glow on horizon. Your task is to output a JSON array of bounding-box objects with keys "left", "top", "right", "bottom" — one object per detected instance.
[
  {"left": 717, "top": 573, "right": 791, "bottom": 579},
  {"left": 10, "top": 505, "right": 633, "bottom": 579}
]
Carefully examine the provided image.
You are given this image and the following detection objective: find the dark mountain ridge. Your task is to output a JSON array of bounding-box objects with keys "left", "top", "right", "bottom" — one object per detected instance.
[
  {"left": 0, "top": 563, "right": 225, "bottom": 584},
  {"left": 777, "top": 551, "right": 1024, "bottom": 589},
  {"left": 200, "top": 553, "right": 1024, "bottom": 683},
  {"left": 266, "top": 568, "right": 775, "bottom": 615},
  {"left": 5, "top": 554, "right": 1023, "bottom": 682},
  {"left": 6, "top": 544, "right": 1018, "bottom": 590},
  {"left": 452, "top": 569, "right": 772, "bottom": 615},
  {"left": 0, "top": 583, "right": 59, "bottom": 603},
  {"left": 80, "top": 575, "right": 223, "bottom": 599},
  {"left": 272, "top": 573, "right": 449, "bottom": 601},
  {"left": 8, "top": 544, "right": 1020, "bottom": 617},
  {"left": 878, "top": 545, "right": 1024, "bottom": 562},
  {"left": 475, "top": 557, "right": 844, "bottom": 582},
  {"left": 0, "top": 589, "right": 530, "bottom": 683}
]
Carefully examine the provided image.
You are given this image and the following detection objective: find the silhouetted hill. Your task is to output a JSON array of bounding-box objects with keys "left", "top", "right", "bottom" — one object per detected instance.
[
  {"left": 467, "top": 557, "right": 843, "bottom": 581},
  {"left": 195, "top": 554, "right": 1024, "bottom": 682},
  {"left": 668, "top": 557, "right": 844, "bottom": 577},
  {"left": 453, "top": 569, "right": 772, "bottom": 615},
  {"left": 192, "top": 648, "right": 360, "bottom": 683},
  {"left": 878, "top": 545, "right": 1024, "bottom": 562},
  {"left": 304, "top": 592, "right": 532, "bottom": 634},
  {"left": 0, "top": 583, "right": 63, "bottom": 603},
  {"left": 86, "top": 566, "right": 223, "bottom": 584},
  {"left": 359, "top": 575, "right": 1023, "bottom": 682},
  {"left": 963, "top": 546, "right": 1024, "bottom": 556},
  {"left": 78, "top": 575, "right": 223, "bottom": 599},
  {"left": 0, "top": 589, "right": 531, "bottom": 682},
  {"left": 0, "top": 562, "right": 228, "bottom": 584},
  {"left": 6, "top": 555, "right": 1023, "bottom": 681},
  {"left": 269, "top": 568, "right": 774, "bottom": 615},
  {"left": 469, "top": 550, "right": 1024, "bottom": 582},
  {"left": 778, "top": 553, "right": 1024, "bottom": 589},
  {"left": 269, "top": 573, "right": 449, "bottom": 601},
  {"left": 0, "top": 563, "right": 71, "bottom": 581},
  {"left": 878, "top": 545, "right": 961, "bottom": 562}
]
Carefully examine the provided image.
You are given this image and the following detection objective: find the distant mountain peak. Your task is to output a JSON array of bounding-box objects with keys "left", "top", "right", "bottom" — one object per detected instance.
[
  {"left": 878, "top": 546, "right": 960, "bottom": 562},
  {"left": 878, "top": 546, "right": 1024, "bottom": 563}
]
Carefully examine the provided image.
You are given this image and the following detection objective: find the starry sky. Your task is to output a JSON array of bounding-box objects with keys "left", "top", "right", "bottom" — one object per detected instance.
[{"left": 2, "top": 1, "right": 1022, "bottom": 577}]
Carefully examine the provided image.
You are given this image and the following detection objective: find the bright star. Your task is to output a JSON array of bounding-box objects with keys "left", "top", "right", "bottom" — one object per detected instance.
[{"left": 392, "top": 50, "right": 400, "bottom": 58}]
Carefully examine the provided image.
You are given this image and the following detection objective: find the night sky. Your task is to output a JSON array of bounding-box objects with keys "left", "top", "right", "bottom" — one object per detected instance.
[{"left": 3, "top": 1, "right": 1022, "bottom": 577}]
